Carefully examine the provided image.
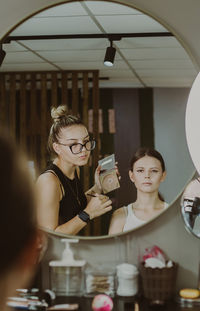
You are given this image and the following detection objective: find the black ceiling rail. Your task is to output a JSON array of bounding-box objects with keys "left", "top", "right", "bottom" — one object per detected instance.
[{"left": 3, "top": 32, "right": 173, "bottom": 43}]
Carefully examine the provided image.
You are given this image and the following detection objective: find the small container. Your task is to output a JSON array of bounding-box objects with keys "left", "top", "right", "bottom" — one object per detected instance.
[
  {"left": 49, "top": 239, "right": 86, "bottom": 297},
  {"left": 84, "top": 265, "right": 116, "bottom": 298},
  {"left": 116, "top": 263, "right": 139, "bottom": 297},
  {"left": 140, "top": 261, "right": 178, "bottom": 304}
]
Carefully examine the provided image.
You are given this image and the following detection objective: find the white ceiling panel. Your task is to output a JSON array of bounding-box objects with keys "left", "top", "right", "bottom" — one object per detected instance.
[
  {"left": 121, "top": 47, "right": 189, "bottom": 60},
  {"left": 99, "top": 80, "right": 143, "bottom": 88},
  {"left": 115, "top": 37, "right": 181, "bottom": 49},
  {"left": 143, "top": 77, "right": 195, "bottom": 87},
  {"left": 85, "top": 1, "right": 142, "bottom": 15},
  {"left": 137, "top": 68, "right": 197, "bottom": 77},
  {"left": 129, "top": 59, "right": 195, "bottom": 69},
  {"left": 54, "top": 60, "right": 129, "bottom": 70},
  {"left": 35, "top": 2, "right": 87, "bottom": 17},
  {"left": 95, "top": 15, "right": 167, "bottom": 33},
  {"left": 4, "top": 51, "right": 45, "bottom": 63},
  {"left": 3, "top": 42, "right": 26, "bottom": 52},
  {"left": 0, "top": 63, "right": 56, "bottom": 72},
  {"left": 38, "top": 49, "right": 122, "bottom": 62},
  {"left": 100, "top": 69, "right": 135, "bottom": 78},
  {"left": 21, "top": 38, "right": 108, "bottom": 51},
  {"left": 11, "top": 16, "right": 101, "bottom": 36}
]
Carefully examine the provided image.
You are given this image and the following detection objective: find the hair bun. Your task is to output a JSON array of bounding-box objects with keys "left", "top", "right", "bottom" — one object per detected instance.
[{"left": 51, "top": 105, "right": 68, "bottom": 122}]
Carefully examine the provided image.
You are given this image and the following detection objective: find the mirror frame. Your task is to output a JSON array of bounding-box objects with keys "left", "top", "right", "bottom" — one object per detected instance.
[{"left": 0, "top": 0, "right": 196, "bottom": 240}]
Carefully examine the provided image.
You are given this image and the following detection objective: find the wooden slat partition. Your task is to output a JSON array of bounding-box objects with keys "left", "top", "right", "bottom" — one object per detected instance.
[
  {"left": 82, "top": 72, "right": 91, "bottom": 236},
  {"left": 9, "top": 74, "right": 16, "bottom": 139},
  {"left": 0, "top": 69, "right": 100, "bottom": 236},
  {"left": 72, "top": 72, "right": 78, "bottom": 115},
  {"left": 40, "top": 73, "right": 48, "bottom": 171},
  {"left": 30, "top": 73, "right": 37, "bottom": 164},
  {"left": 19, "top": 73, "right": 27, "bottom": 151},
  {"left": 92, "top": 71, "right": 100, "bottom": 169},
  {"left": 91, "top": 71, "right": 100, "bottom": 236},
  {"left": 82, "top": 71, "right": 90, "bottom": 191},
  {"left": 0, "top": 74, "right": 6, "bottom": 127},
  {"left": 61, "top": 72, "right": 68, "bottom": 108},
  {"left": 51, "top": 72, "right": 58, "bottom": 108}
]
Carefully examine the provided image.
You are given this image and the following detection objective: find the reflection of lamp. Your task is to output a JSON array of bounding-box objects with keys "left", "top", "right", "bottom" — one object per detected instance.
[
  {"left": 104, "top": 40, "right": 116, "bottom": 67},
  {"left": 0, "top": 44, "right": 6, "bottom": 66}
]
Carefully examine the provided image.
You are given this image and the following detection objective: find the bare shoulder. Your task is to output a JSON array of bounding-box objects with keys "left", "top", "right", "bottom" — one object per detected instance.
[
  {"left": 36, "top": 171, "right": 60, "bottom": 192},
  {"left": 112, "top": 207, "right": 125, "bottom": 218},
  {"left": 108, "top": 207, "right": 126, "bottom": 235}
]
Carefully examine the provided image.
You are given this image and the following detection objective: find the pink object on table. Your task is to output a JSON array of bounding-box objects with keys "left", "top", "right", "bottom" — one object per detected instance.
[
  {"left": 92, "top": 294, "right": 113, "bottom": 311},
  {"left": 142, "top": 245, "right": 166, "bottom": 264}
]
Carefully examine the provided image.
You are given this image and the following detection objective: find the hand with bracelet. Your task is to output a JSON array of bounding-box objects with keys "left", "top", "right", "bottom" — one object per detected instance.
[{"left": 79, "top": 194, "right": 112, "bottom": 222}]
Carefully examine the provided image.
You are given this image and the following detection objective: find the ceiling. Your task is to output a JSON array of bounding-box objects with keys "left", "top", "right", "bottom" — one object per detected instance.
[{"left": 0, "top": 0, "right": 198, "bottom": 88}]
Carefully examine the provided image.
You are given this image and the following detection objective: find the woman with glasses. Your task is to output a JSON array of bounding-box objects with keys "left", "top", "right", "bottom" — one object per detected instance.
[{"left": 36, "top": 105, "right": 112, "bottom": 235}]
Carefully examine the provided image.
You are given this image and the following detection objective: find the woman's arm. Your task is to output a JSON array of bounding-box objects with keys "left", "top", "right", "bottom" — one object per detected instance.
[
  {"left": 108, "top": 207, "right": 126, "bottom": 235},
  {"left": 36, "top": 173, "right": 112, "bottom": 235}
]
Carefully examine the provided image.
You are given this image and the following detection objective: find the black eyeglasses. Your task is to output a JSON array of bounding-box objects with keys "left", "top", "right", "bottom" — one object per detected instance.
[{"left": 58, "top": 139, "right": 96, "bottom": 154}]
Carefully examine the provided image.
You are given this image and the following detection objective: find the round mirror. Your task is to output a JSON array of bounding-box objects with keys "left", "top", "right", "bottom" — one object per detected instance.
[
  {"left": 181, "top": 177, "right": 200, "bottom": 238},
  {"left": 0, "top": 0, "right": 196, "bottom": 239},
  {"left": 183, "top": 71, "right": 200, "bottom": 239}
]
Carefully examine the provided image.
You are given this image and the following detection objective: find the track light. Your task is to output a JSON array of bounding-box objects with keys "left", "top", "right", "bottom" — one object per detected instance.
[
  {"left": 104, "top": 40, "right": 116, "bottom": 67},
  {"left": 0, "top": 44, "right": 6, "bottom": 66}
]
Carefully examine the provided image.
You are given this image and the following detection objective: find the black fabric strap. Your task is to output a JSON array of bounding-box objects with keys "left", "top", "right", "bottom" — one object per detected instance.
[{"left": 78, "top": 210, "right": 90, "bottom": 223}]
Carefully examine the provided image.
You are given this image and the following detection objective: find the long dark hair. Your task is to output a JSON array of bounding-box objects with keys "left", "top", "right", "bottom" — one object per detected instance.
[
  {"left": 0, "top": 130, "right": 37, "bottom": 276},
  {"left": 130, "top": 147, "right": 166, "bottom": 201}
]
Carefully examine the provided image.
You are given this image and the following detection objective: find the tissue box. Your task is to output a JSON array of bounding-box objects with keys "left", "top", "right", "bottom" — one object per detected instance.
[{"left": 140, "top": 262, "right": 178, "bottom": 304}]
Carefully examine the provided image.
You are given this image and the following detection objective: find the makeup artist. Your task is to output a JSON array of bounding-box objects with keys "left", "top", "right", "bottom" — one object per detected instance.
[{"left": 36, "top": 105, "right": 112, "bottom": 235}]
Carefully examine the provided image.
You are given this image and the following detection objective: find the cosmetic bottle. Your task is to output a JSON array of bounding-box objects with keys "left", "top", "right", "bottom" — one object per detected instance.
[{"left": 49, "top": 239, "right": 86, "bottom": 296}]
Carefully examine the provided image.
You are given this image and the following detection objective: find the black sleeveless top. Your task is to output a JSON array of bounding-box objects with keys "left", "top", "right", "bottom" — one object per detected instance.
[{"left": 43, "top": 163, "right": 87, "bottom": 225}]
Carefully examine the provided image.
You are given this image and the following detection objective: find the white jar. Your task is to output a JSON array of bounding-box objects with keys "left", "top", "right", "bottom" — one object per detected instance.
[{"left": 116, "top": 263, "right": 138, "bottom": 297}]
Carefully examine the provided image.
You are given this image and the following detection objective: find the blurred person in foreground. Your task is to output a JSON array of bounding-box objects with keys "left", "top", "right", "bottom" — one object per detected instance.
[{"left": 0, "top": 129, "right": 42, "bottom": 311}]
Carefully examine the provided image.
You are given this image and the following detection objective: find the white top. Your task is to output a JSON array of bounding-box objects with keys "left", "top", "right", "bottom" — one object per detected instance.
[{"left": 123, "top": 202, "right": 169, "bottom": 232}]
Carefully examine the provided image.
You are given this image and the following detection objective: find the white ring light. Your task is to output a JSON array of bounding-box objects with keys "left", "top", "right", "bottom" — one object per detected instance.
[{"left": 186, "top": 72, "right": 200, "bottom": 175}]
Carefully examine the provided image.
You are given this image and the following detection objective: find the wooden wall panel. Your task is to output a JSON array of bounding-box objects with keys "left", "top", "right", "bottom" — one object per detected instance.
[
  {"left": 0, "top": 69, "right": 100, "bottom": 236},
  {"left": 0, "top": 74, "right": 6, "bottom": 127},
  {"left": 19, "top": 73, "right": 27, "bottom": 151},
  {"left": 61, "top": 72, "right": 68, "bottom": 108},
  {"left": 92, "top": 71, "right": 100, "bottom": 236},
  {"left": 92, "top": 71, "right": 100, "bottom": 169},
  {"left": 40, "top": 73, "right": 48, "bottom": 171},
  {"left": 82, "top": 72, "right": 91, "bottom": 236},
  {"left": 51, "top": 72, "right": 58, "bottom": 107},
  {"left": 72, "top": 72, "right": 78, "bottom": 115},
  {"left": 30, "top": 73, "right": 37, "bottom": 163},
  {"left": 9, "top": 74, "right": 16, "bottom": 139}
]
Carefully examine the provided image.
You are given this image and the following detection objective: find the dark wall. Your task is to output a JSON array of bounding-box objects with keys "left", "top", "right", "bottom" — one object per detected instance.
[
  {"left": 113, "top": 88, "right": 141, "bottom": 207},
  {"left": 99, "top": 88, "right": 154, "bottom": 234}
]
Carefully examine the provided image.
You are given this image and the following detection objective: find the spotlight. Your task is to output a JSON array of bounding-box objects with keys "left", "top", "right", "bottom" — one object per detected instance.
[
  {"left": 104, "top": 40, "right": 116, "bottom": 67},
  {"left": 0, "top": 44, "right": 6, "bottom": 66}
]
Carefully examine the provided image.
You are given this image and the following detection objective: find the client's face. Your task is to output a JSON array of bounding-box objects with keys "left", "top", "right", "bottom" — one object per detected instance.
[{"left": 129, "top": 155, "right": 165, "bottom": 193}]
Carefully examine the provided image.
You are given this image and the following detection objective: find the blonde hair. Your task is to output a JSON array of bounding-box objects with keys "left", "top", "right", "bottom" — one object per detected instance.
[{"left": 48, "top": 105, "right": 84, "bottom": 157}]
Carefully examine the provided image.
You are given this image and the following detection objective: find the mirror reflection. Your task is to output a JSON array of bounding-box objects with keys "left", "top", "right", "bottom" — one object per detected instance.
[
  {"left": 181, "top": 177, "right": 200, "bottom": 238},
  {"left": 0, "top": 0, "right": 197, "bottom": 238},
  {"left": 108, "top": 148, "right": 168, "bottom": 235}
]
